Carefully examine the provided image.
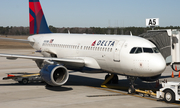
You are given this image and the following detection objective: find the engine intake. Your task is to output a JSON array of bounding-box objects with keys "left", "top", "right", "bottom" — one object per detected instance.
[{"left": 40, "top": 64, "right": 69, "bottom": 86}]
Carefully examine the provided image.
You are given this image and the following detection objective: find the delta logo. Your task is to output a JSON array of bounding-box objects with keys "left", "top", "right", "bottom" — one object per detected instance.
[
  {"left": 91, "top": 40, "right": 96, "bottom": 46},
  {"left": 91, "top": 40, "right": 115, "bottom": 46}
]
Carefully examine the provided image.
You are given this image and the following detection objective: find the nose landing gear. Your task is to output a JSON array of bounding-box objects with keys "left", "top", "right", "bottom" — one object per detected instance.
[
  {"left": 101, "top": 74, "right": 137, "bottom": 94},
  {"left": 127, "top": 76, "right": 137, "bottom": 94}
]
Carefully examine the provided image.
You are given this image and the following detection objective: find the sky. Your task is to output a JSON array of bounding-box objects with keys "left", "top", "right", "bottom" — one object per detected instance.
[{"left": 0, "top": 0, "right": 180, "bottom": 28}]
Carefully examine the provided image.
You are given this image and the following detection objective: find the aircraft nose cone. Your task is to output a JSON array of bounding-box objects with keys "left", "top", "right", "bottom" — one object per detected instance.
[{"left": 151, "top": 55, "right": 166, "bottom": 74}]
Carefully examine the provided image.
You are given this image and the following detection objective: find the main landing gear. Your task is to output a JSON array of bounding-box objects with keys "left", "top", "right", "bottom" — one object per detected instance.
[
  {"left": 127, "top": 76, "right": 137, "bottom": 94},
  {"left": 103, "top": 74, "right": 119, "bottom": 84}
]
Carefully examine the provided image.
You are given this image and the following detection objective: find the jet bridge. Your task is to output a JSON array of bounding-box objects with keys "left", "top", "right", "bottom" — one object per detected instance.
[{"left": 140, "top": 29, "right": 180, "bottom": 71}]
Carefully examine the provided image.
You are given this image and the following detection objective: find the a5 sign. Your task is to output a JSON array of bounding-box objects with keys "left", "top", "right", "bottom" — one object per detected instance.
[{"left": 146, "top": 18, "right": 159, "bottom": 26}]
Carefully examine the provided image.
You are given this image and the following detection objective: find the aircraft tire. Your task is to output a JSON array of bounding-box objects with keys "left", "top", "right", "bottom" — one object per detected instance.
[{"left": 128, "top": 86, "right": 135, "bottom": 94}]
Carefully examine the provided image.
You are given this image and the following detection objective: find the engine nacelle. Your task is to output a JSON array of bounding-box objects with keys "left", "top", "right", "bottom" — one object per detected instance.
[
  {"left": 40, "top": 64, "right": 69, "bottom": 86},
  {"left": 138, "top": 74, "right": 161, "bottom": 82}
]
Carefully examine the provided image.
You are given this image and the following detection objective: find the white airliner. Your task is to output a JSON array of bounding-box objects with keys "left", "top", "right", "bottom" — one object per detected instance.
[{"left": 0, "top": 0, "right": 166, "bottom": 93}]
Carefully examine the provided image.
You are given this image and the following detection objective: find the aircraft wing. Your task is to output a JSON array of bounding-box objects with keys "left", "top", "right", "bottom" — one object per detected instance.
[
  {"left": 0, "top": 53, "right": 101, "bottom": 71},
  {"left": 0, "top": 53, "right": 84, "bottom": 64},
  {"left": 0, "top": 37, "right": 31, "bottom": 43}
]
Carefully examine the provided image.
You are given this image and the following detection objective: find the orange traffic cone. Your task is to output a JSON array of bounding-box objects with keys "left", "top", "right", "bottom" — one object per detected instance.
[
  {"left": 171, "top": 71, "right": 174, "bottom": 78},
  {"left": 7, "top": 74, "right": 15, "bottom": 77},
  {"left": 179, "top": 71, "right": 180, "bottom": 78},
  {"left": 175, "top": 66, "right": 177, "bottom": 71},
  {"left": 155, "top": 80, "right": 159, "bottom": 88}
]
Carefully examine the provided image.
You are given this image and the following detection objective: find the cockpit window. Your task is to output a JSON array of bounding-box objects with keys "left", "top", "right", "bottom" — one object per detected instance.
[
  {"left": 143, "top": 48, "right": 153, "bottom": 53},
  {"left": 130, "top": 47, "right": 137, "bottom": 54},
  {"left": 135, "top": 47, "right": 142, "bottom": 54},
  {"left": 153, "top": 47, "right": 160, "bottom": 53},
  {"left": 130, "top": 47, "right": 160, "bottom": 54}
]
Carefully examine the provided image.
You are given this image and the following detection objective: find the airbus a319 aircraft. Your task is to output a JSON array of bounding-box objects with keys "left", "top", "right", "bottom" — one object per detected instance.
[{"left": 0, "top": 0, "right": 166, "bottom": 93}]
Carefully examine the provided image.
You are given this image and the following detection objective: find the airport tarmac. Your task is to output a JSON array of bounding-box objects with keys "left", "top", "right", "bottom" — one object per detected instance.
[{"left": 0, "top": 49, "right": 180, "bottom": 108}]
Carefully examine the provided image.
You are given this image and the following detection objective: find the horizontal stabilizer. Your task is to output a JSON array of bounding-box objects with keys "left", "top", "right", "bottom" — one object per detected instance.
[{"left": 0, "top": 37, "right": 31, "bottom": 43}]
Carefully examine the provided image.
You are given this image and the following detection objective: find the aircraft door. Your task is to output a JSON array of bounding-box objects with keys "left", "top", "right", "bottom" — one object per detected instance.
[{"left": 113, "top": 40, "right": 125, "bottom": 62}]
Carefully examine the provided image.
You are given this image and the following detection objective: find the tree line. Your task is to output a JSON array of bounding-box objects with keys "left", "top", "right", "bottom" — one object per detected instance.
[{"left": 0, "top": 26, "right": 180, "bottom": 36}]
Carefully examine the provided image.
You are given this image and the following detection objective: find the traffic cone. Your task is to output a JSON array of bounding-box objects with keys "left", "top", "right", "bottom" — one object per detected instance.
[
  {"left": 179, "top": 71, "right": 180, "bottom": 78},
  {"left": 171, "top": 71, "right": 174, "bottom": 78},
  {"left": 155, "top": 80, "right": 159, "bottom": 88},
  {"left": 7, "top": 74, "right": 15, "bottom": 77},
  {"left": 175, "top": 66, "right": 177, "bottom": 71}
]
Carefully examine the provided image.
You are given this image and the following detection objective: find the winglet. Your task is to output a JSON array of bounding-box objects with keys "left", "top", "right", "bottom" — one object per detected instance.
[{"left": 29, "top": 0, "right": 51, "bottom": 34}]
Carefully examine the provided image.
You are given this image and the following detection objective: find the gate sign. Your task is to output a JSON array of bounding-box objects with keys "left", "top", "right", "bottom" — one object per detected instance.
[{"left": 146, "top": 18, "right": 159, "bottom": 26}]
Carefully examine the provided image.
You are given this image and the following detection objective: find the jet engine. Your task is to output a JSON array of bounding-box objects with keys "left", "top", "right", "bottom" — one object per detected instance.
[
  {"left": 40, "top": 64, "right": 69, "bottom": 86},
  {"left": 138, "top": 74, "right": 161, "bottom": 82}
]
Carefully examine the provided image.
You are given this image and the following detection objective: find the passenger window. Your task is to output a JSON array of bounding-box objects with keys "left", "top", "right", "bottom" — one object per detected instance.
[
  {"left": 130, "top": 47, "right": 137, "bottom": 54},
  {"left": 135, "top": 47, "right": 142, "bottom": 54},
  {"left": 143, "top": 48, "right": 153, "bottom": 53},
  {"left": 100, "top": 47, "right": 102, "bottom": 51}
]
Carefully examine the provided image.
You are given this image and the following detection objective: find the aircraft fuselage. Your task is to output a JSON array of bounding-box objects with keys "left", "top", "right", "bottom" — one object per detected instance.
[{"left": 28, "top": 33, "right": 166, "bottom": 77}]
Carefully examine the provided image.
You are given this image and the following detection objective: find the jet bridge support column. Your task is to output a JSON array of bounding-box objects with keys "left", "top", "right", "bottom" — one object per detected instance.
[{"left": 171, "top": 30, "right": 180, "bottom": 71}]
